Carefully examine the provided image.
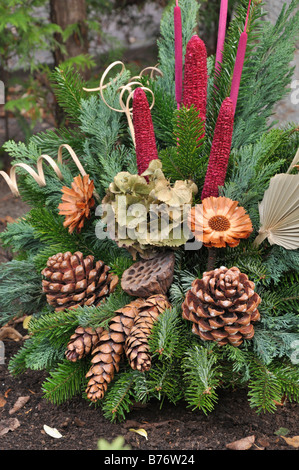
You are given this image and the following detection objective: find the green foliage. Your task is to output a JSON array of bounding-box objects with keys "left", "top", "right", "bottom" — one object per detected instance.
[
  {"left": 50, "top": 67, "right": 88, "bottom": 126},
  {"left": 233, "top": 0, "right": 299, "bottom": 148},
  {"left": 182, "top": 344, "right": 220, "bottom": 414},
  {"left": 1, "top": 0, "right": 299, "bottom": 424},
  {"left": 160, "top": 105, "right": 207, "bottom": 185},
  {"left": 97, "top": 436, "right": 131, "bottom": 451},
  {"left": 0, "top": 260, "right": 46, "bottom": 325},
  {"left": 157, "top": 0, "right": 199, "bottom": 97},
  {"left": 42, "top": 359, "right": 90, "bottom": 405}
]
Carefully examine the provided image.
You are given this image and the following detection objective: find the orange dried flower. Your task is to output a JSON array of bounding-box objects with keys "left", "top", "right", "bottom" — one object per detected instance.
[
  {"left": 189, "top": 196, "right": 253, "bottom": 248},
  {"left": 59, "top": 174, "right": 95, "bottom": 234}
]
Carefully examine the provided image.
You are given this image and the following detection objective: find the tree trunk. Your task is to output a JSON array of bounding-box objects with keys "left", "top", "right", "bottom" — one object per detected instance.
[
  {"left": 50, "top": 0, "right": 89, "bottom": 67},
  {"left": 49, "top": 0, "right": 89, "bottom": 125}
]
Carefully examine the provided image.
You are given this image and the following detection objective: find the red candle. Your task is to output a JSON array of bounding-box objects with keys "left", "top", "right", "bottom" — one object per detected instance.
[
  {"left": 230, "top": 0, "right": 252, "bottom": 113},
  {"left": 215, "top": 0, "right": 228, "bottom": 74},
  {"left": 174, "top": 0, "right": 183, "bottom": 108}
]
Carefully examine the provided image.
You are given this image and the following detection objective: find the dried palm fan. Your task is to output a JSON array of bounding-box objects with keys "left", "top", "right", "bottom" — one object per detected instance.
[{"left": 254, "top": 149, "right": 299, "bottom": 250}]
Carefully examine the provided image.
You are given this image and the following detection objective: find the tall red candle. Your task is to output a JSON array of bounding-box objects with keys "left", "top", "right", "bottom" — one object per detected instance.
[
  {"left": 230, "top": 0, "right": 252, "bottom": 113},
  {"left": 174, "top": 0, "right": 183, "bottom": 108},
  {"left": 215, "top": 0, "right": 228, "bottom": 75}
]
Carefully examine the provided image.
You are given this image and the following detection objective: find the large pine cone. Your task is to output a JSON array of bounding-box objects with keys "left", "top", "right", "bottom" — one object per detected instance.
[
  {"left": 42, "top": 251, "right": 118, "bottom": 311},
  {"left": 182, "top": 266, "right": 261, "bottom": 347},
  {"left": 85, "top": 298, "right": 145, "bottom": 402},
  {"left": 65, "top": 326, "right": 104, "bottom": 362},
  {"left": 125, "top": 294, "right": 171, "bottom": 371}
]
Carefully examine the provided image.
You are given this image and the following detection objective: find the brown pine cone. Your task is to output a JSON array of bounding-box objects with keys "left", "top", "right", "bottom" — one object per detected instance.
[
  {"left": 85, "top": 298, "right": 145, "bottom": 402},
  {"left": 42, "top": 251, "right": 118, "bottom": 311},
  {"left": 182, "top": 266, "right": 261, "bottom": 347},
  {"left": 125, "top": 294, "right": 171, "bottom": 371},
  {"left": 65, "top": 326, "right": 104, "bottom": 362}
]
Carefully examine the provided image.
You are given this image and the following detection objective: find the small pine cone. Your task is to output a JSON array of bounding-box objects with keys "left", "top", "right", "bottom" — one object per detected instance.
[
  {"left": 42, "top": 251, "right": 118, "bottom": 311},
  {"left": 85, "top": 298, "right": 145, "bottom": 402},
  {"left": 182, "top": 266, "right": 261, "bottom": 347},
  {"left": 65, "top": 326, "right": 104, "bottom": 362},
  {"left": 125, "top": 294, "right": 171, "bottom": 371}
]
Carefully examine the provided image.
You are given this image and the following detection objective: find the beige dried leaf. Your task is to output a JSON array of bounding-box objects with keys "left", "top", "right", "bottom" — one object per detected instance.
[
  {"left": 129, "top": 428, "right": 148, "bottom": 440},
  {"left": 9, "top": 396, "right": 30, "bottom": 415},
  {"left": 281, "top": 435, "right": 299, "bottom": 448},
  {"left": 226, "top": 435, "right": 255, "bottom": 450},
  {"left": 0, "top": 418, "right": 20, "bottom": 436},
  {"left": 254, "top": 173, "right": 299, "bottom": 250}
]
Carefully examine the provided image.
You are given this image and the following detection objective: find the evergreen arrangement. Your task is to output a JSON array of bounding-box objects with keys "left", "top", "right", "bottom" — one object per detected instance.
[{"left": 1, "top": 0, "right": 299, "bottom": 423}]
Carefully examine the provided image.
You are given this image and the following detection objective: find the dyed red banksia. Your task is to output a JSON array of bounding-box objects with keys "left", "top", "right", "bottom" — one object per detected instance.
[
  {"left": 182, "top": 35, "right": 208, "bottom": 132},
  {"left": 133, "top": 87, "right": 159, "bottom": 175},
  {"left": 201, "top": 97, "right": 234, "bottom": 200}
]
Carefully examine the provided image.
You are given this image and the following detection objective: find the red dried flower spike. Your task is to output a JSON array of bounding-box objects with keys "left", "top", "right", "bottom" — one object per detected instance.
[
  {"left": 182, "top": 34, "right": 208, "bottom": 132},
  {"left": 133, "top": 87, "right": 159, "bottom": 175},
  {"left": 201, "top": 97, "right": 234, "bottom": 200}
]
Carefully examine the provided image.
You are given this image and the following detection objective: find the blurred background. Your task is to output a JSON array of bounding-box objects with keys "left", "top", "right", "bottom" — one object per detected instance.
[{"left": 0, "top": 0, "right": 298, "bottom": 161}]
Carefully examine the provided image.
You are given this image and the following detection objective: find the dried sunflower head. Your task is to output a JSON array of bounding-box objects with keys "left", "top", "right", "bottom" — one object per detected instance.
[
  {"left": 58, "top": 174, "right": 95, "bottom": 234},
  {"left": 189, "top": 196, "right": 253, "bottom": 248}
]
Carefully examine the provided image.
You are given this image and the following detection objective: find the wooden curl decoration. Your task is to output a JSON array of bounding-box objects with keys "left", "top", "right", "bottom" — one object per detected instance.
[
  {"left": 0, "top": 144, "right": 88, "bottom": 198},
  {"left": 83, "top": 61, "right": 163, "bottom": 147}
]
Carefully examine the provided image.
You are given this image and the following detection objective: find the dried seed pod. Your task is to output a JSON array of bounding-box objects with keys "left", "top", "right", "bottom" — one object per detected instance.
[{"left": 121, "top": 251, "right": 175, "bottom": 298}]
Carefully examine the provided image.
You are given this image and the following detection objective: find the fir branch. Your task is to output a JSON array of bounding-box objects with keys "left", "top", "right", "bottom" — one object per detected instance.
[
  {"left": 42, "top": 358, "right": 90, "bottom": 405},
  {"left": 160, "top": 105, "right": 207, "bottom": 184},
  {"left": 248, "top": 359, "right": 286, "bottom": 413},
  {"left": 50, "top": 66, "right": 87, "bottom": 125},
  {"left": 0, "top": 260, "right": 45, "bottom": 325},
  {"left": 0, "top": 217, "right": 42, "bottom": 256},
  {"left": 101, "top": 370, "right": 137, "bottom": 422},
  {"left": 233, "top": 0, "right": 299, "bottom": 148},
  {"left": 149, "top": 307, "right": 189, "bottom": 362},
  {"left": 146, "top": 360, "right": 184, "bottom": 405},
  {"left": 182, "top": 344, "right": 220, "bottom": 414}
]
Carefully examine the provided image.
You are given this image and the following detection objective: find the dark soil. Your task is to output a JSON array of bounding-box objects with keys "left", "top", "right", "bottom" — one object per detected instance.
[
  {"left": 1, "top": 334, "right": 299, "bottom": 452},
  {"left": 0, "top": 159, "right": 298, "bottom": 453}
]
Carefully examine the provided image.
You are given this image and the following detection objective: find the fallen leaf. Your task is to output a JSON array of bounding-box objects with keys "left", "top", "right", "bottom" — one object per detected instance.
[
  {"left": 281, "top": 436, "right": 299, "bottom": 448},
  {"left": 0, "top": 418, "right": 20, "bottom": 436},
  {"left": 274, "top": 427, "right": 290, "bottom": 436},
  {"left": 9, "top": 396, "right": 30, "bottom": 415},
  {"left": 0, "top": 395, "right": 6, "bottom": 408},
  {"left": 23, "top": 315, "right": 32, "bottom": 330},
  {"left": 129, "top": 428, "right": 148, "bottom": 440},
  {"left": 226, "top": 435, "right": 255, "bottom": 450},
  {"left": 0, "top": 327, "right": 23, "bottom": 342},
  {"left": 43, "top": 424, "right": 63, "bottom": 439}
]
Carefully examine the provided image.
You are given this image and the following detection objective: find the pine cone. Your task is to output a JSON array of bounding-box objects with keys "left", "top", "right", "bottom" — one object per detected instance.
[
  {"left": 121, "top": 252, "right": 175, "bottom": 298},
  {"left": 125, "top": 294, "right": 171, "bottom": 371},
  {"left": 65, "top": 326, "right": 104, "bottom": 362},
  {"left": 58, "top": 174, "right": 95, "bottom": 234},
  {"left": 85, "top": 298, "right": 145, "bottom": 402},
  {"left": 42, "top": 251, "right": 118, "bottom": 311},
  {"left": 182, "top": 266, "right": 261, "bottom": 347}
]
